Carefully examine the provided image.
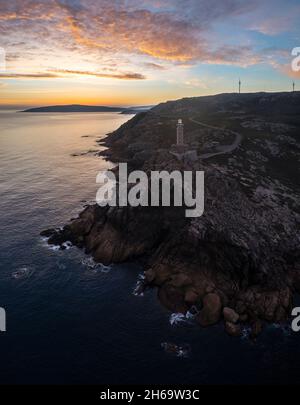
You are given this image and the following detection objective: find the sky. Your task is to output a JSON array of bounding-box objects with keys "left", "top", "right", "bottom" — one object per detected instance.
[{"left": 0, "top": 0, "right": 299, "bottom": 107}]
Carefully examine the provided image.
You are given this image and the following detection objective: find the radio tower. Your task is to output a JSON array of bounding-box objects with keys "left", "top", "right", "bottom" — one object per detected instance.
[
  {"left": 239, "top": 78, "right": 241, "bottom": 94},
  {"left": 293, "top": 81, "right": 295, "bottom": 92}
]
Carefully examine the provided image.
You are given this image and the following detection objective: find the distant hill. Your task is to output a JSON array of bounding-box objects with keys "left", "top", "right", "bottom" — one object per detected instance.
[
  {"left": 21, "top": 104, "right": 124, "bottom": 113},
  {"left": 21, "top": 104, "right": 154, "bottom": 113}
]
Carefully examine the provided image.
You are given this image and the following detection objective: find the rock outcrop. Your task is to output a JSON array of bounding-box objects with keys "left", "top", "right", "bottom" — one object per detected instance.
[
  {"left": 196, "top": 293, "right": 222, "bottom": 327},
  {"left": 223, "top": 307, "right": 239, "bottom": 324},
  {"left": 42, "top": 92, "right": 300, "bottom": 337}
]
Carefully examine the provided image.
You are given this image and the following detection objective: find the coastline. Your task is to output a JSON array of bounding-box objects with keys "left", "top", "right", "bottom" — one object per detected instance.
[{"left": 42, "top": 92, "right": 300, "bottom": 338}]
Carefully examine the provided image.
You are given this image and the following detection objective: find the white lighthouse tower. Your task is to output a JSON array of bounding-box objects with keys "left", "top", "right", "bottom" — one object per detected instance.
[
  {"left": 177, "top": 119, "right": 184, "bottom": 145},
  {"left": 177, "top": 119, "right": 184, "bottom": 146},
  {"left": 170, "top": 118, "right": 198, "bottom": 162}
]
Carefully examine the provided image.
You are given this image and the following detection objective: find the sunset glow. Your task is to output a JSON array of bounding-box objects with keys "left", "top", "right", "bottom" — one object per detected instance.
[{"left": 0, "top": 0, "right": 300, "bottom": 107}]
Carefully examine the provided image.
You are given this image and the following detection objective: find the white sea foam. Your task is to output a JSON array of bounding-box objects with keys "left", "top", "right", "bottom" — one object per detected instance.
[
  {"left": 169, "top": 311, "right": 196, "bottom": 326},
  {"left": 49, "top": 245, "right": 60, "bottom": 251},
  {"left": 186, "top": 307, "right": 198, "bottom": 318},
  {"left": 241, "top": 326, "right": 251, "bottom": 340},
  {"left": 169, "top": 312, "right": 192, "bottom": 326},
  {"left": 270, "top": 323, "right": 292, "bottom": 336},
  {"left": 81, "top": 257, "right": 111, "bottom": 273},
  {"left": 161, "top": 342, "right": 191, "bottom": 358},
  {"left": 133, "top": 273, "right": 146, "bottom": 296},
  {"left": 100, "top": 264, "right": 111, "bottom": 273},
  {"left": 40, "top": 236, "right": 60, "bottom": 251},
  {"left": 41, "top": 237, "right": 72, "bottom": 252},
  {"left": 12, "top": 266, "right": 34, "bottom": 280},
  {"left": 62, "top": 241, "right": 73, "bottom": 250}
]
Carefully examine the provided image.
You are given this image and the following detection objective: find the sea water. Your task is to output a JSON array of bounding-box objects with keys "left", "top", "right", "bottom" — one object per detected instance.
[{"left": 0, "top": 110, "right": 298, "bottom": 384}]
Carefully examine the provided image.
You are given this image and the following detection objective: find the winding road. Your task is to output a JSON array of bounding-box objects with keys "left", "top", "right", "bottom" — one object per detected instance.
[{"left": 189, "top": 118, "right": 242, "bottom": 159}]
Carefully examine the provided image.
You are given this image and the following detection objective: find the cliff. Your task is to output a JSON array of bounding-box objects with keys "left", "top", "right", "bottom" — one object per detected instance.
[{"left": 42, "top": 92, "right": 300, "bottom": 337}]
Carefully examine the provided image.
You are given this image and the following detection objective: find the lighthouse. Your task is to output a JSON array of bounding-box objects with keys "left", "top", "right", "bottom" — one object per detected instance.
[
  {"left": 177, "top": 119, "right": 184, "bottom": 145},
  {"left": 170, "top": 118, "right": 198, "bottom": 162}
]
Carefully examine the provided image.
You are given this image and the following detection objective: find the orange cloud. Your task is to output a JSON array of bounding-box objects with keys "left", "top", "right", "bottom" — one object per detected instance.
[
  {"left": 0, "top": 69, "right": 146, "bottom": 80},
  {"left": 0, "top": 72, "right": 59, "bottom": 79},
  {"left": 51, "top": 69, "right": 146, "bottom": 80},
  {"left": 277, "top": 64, "right": 300, "bottom": 79},
  {"left": 0, "top": 0, "right": 295, "bottom": 80}
]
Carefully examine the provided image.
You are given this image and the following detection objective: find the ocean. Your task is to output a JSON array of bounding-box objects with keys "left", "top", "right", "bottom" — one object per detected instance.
[{"left": 0, "top": 111, "right": 298, "bottom": 384}]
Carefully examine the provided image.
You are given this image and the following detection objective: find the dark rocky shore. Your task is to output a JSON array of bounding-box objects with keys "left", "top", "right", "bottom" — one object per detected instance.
[{"left": 42, "top": 92, "right": 300, "bottom": 337}]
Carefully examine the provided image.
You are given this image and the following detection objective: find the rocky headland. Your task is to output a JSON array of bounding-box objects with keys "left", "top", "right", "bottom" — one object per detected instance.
[{"left": 42, "top": 92, "right": 300, "bottom": 338}]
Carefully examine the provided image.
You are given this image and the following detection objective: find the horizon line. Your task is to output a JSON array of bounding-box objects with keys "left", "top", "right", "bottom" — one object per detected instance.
[{"left": 0, "top": 89, "right": 299, "bottom": 111}]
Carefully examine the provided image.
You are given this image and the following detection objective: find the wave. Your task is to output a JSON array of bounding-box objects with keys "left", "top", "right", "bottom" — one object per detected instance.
[
  {"left": 169, "top": 308, "right": 198, "bottom": 326},
  {"left": 161, "top": 342, "right": 191, "bottom": 358},
  {"left": 81, "top": 257, "right": 112, "bottom": 273},
  {"left": 132, "top": 273, "right": 146, "bottom": 296},
  {"left": 12, "top": 266, "right": 34, "bottom": 280}
]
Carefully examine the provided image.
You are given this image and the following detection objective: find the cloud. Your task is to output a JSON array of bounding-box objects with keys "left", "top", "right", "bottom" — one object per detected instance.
[
  {"left": 247, "top": 1, "right": 300, "bottom": 35},
  {"left": 261, "top": 48, "right": 300, "bottom": 80},
  {"left": 0, "top": 0, "right": 265, "bottom": 66},
  {"left": 0, "top": 0, "right": 298, "bottom": 81},
  {"left": 0, "top": 72, "right": 59, "bottom": 79},
  {"left": 183, "top": 78, "right": 208, "bottom": 89},
  {"left": 60, "top": 6, "right": 204, "bottom": 62},
  {"left": 56, "top": 2, "right": 263, "bottom": 66},
  {"left": 51, "top": 69, "right": 146, "bottom": 79},
  {"left": 276, "top": 64, "right": 300, "bottom": 79},
  {"left": 0, "top": 1, "right": 57, "bottom": 21},
  {"left": 0, "top": 69, "right": 146, "bottom": 80},
  {"left": 250, "top": 16, "right": 293, "bottom": 35},
  {"left": 143, "top": 62, "right": 166, "bottom": 70},
  {"left": 204, "top": 45, "right": 263, "bottom": 67}
]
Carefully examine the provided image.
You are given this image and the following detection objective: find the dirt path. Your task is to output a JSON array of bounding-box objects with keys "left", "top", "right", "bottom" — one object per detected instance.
[{"left": 189, "top": 118, "right": 242, "bottom": 159}]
